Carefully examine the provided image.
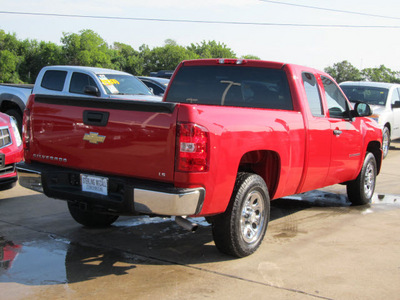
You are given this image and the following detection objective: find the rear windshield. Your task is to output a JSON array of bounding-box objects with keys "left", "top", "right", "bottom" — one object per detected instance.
[
  {"left": 165, "top": 65, "right": 293, "bottom": 110},
  {"left": 341, "top": 85, "right": 389, "bottom": 106}
]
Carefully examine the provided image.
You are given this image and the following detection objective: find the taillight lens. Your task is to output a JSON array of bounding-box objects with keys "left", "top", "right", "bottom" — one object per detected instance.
[
  {"left": 217, "top": 58, "right": 247, "bottom": 65},
  {"left": 177, "top": 123, "right": 209, "bottom": 172},
  {"left": 22, "top": 107, "right": 30, "bottom": 152},
  {"left": 23, "top": 94, "right": 35, "bottom": 153}
]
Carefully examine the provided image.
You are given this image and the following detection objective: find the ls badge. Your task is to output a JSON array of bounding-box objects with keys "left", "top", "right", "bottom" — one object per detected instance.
[{"left": 83, "top": 132, "right": 106, "bottom": 144}]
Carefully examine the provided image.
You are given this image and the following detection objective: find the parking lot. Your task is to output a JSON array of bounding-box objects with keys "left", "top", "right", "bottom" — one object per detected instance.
[{"left": 1, "top": 140, "right": 399, "bottom": 300}]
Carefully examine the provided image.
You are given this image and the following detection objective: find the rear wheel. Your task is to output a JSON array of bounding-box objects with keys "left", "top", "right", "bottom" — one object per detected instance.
[
  {"left": 347, "top": 152, "right": 377, "bottom": 205},
  {"left": 212, "top": 173, "right": 270, "bottom": 257},
  {"left": 67, "top": 202, "right": 119, "bottom": 227}
]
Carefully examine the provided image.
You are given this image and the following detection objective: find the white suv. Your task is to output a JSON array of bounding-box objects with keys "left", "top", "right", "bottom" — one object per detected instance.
[{"left": 340, "top": 81, "right": 400, "bottom": 158}]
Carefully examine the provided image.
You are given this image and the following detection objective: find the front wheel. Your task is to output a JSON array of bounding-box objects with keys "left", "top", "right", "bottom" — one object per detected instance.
[
  {"left": 5, "top": 109, "right": 22, "bottom": 134},
  {"left": 382, "top": 126, "right": 390, "bottom": 159},
  {"left": 67, "top": 202, "right": 119, "bottom": 227},
  {"left": 347, "top": 152, "right": 377, "bottom": 205},
  {"left": 212, "top": 173, "right": 270, "bottom": 257}
]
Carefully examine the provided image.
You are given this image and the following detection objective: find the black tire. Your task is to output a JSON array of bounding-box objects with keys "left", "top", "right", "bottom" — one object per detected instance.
[
  {"left": 67, "top": 202, "right": 119, "bottom": 227},
  {"left": 382, "top": 126, "right": 390, "bottom": 159},
  {"left": 347, "top": 152, "right": 377, "bottom": 205},
  {"left": 212, "top": 173, "right": 270, "bottom": 257},
  {"left": 5, "top": 109, "right": 23, "bottom": 134}
]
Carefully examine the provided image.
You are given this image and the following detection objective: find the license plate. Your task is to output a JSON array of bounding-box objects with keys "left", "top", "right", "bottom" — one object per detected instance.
[{"left": 81, "top": 174, "right": 108, "bottom": 196}]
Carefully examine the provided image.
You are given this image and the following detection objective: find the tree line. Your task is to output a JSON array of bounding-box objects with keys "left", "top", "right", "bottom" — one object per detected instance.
[
  {"left": 324, "top": 60, "right": 400, "bottom": 84},
  {"left": 0, "top": 29, "right": 258, "bottom": 84},
  {"left": 1, "top": 28, "right": 399, "bottom": 84}
]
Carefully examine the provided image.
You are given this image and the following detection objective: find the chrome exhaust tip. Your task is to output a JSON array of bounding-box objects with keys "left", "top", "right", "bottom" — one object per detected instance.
[{"left": 175, "top": 216, "right": 198, "bottom": 232}]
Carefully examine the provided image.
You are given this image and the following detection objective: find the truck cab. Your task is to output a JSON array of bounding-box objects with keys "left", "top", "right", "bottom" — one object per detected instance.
[{"left": 33, "top": 66, "right": 162, "bottom": 102}]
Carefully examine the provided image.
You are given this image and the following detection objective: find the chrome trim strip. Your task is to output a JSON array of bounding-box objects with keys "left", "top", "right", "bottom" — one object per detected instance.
[
  {"left": 16, "top": 166, "right": 44, "bottom": 193},
  {"left": 134, "top": 188, "right": 204, "bottom": 216}
]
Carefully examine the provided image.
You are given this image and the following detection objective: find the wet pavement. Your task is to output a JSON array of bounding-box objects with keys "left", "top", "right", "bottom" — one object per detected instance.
[{"left": 1, "top": 140, "right": 400, "bottom": 299}]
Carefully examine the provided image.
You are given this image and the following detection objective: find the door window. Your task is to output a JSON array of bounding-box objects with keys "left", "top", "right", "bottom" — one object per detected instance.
[
  {"left": 70, "top": 72, "right": 98, "bottom": 94},
  {"left": 391, "top": 88, "right": 400, "bottom": 104},
  {"left": 321, "top": 76, "right": 349, "bottom": 118}
]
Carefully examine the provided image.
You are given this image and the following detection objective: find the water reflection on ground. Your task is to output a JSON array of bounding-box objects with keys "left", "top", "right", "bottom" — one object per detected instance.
[{"left": 283, "top": 190, "right": 399, "bottom": 207}]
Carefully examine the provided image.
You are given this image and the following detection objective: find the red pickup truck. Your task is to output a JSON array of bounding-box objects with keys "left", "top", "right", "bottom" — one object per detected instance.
[{"left": 17, "top": 59, "right": 382, "bottom": 257}]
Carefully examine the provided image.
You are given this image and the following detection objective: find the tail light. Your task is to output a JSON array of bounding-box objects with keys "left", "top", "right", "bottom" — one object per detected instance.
[
  {"left": 217, "top": 58, "right": 247, "bottom": 65},
  {"left": 23, "top": 94, "right": 35, "bottom": 155},
  {"left": 176, "top": 123, "right": 209, "bottom": 172}
]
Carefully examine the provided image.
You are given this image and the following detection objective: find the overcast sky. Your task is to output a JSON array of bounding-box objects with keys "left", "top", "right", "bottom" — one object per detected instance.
[{"left": 1, "top": 0, "right": 400, "bottom": 72}]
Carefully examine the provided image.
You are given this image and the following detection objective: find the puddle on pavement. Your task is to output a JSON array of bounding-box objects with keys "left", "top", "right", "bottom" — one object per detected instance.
[
  {"left": 271, "top": 191, "right": 400, "bottom": 239},
  {"left": 0, "top": 237, "right": 139, "bottom": 285},
  {"left": 114, "top": 215, "right": 210, "bottom": 228},
  {"left": 372, "top": 194, "right": 399, "bottom": 204},
  {"left": 0, "top": 239, "right": 67, "bottom": 285},
  {"left": 281, "top": 190, "right": 400, "bottom": 207}
]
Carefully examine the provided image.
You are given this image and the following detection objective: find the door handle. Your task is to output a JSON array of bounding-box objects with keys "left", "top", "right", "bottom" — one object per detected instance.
[
  {"left": 333, "top": 129, "right": 342, "bottom": 136},
  {"left": 83, "top": 110, "right": 109, "bottom": 126}
]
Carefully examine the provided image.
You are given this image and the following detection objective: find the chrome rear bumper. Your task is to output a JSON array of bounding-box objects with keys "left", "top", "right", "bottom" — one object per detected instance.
[{"left": 17, "top": 165, "right": 43, "bottom": 193}]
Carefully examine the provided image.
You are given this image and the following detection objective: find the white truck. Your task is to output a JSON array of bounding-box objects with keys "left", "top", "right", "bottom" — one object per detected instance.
[
  {"left": 340, "top": 81, "right": 400, "bottom": 158},
  {"left": 0, "top": 66, "right": 161, "bottom": 131}
]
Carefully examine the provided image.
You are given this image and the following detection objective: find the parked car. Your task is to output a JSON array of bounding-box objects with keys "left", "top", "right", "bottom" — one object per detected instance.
[
  {"left": 340, "top": 81, "right": 400, "bottom": 158},
  {"left": 0, "top": 112, "right": 23, "bottom": 191},
  {"left": 137, "top": 76, "right": 169, "bottom": 96},
  {"left": 0, "top": 66, "right": 162, "bottom": 132}
]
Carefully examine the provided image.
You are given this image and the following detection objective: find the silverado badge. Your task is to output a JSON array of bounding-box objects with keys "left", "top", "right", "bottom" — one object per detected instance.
[{"left": 83, "top": 132, "right": 106, "bottom": 144}]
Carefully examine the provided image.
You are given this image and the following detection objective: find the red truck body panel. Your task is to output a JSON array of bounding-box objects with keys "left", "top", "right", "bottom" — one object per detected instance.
[
  {"left": 174, "top": 104, "right": 306, "bottom": 214},
  {"left": 26, "top": 96, "right": 178, "bottom": 183}
]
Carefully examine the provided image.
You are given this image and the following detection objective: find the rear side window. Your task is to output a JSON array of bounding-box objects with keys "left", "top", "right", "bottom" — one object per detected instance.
[
  {"left": 70, "top": 72, "right": 98, "bottom": 94},
  {"left": 41, "top": 70, "right": 67, "bottom": 91},
  {"left": 302, "top": 72, "right": 323, "bottom": 117},
  {"left": 165, "top": 65, "right": 293, "bottom": 110}
]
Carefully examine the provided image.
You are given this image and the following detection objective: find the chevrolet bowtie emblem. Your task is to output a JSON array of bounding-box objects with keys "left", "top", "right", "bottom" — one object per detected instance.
[{"left": 83, "top": 132, "right": 106, "bottom": 144}]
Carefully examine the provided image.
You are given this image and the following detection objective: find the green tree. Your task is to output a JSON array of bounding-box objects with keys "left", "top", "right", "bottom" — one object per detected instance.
[
  {"left": 361, "top": 65, "right": 400, "bottom": 83},
  {"left": 0, "top": 30, "right": 20, "bottom": 54},
  {"left": 141, "top": 40, "right": 198, "bottom": 75},
  {"left": 187, "top": 40, "right": 236, "bottom": 58},
  {"left": 0, "top": 50, "right": 20, "bottom": 83},
  {"left": 18, "top": 39, "right": 64, "bottom": 83},
  {"left": 61, "top": 29, "right": 112, "bottom": 67},
  {"left": 324, "top": 60, "right": 363, "bottom": 83},
  {"left": 111, "top": 42, "right": 144, "bottom": 75},
  {"left": 242, "top": 54, "right": 260, "bottom": 60}
]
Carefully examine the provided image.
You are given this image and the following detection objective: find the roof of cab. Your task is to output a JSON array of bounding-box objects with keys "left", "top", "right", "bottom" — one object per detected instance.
[{"left": 41, "top": 65, "right": 132, "bottom": 76}]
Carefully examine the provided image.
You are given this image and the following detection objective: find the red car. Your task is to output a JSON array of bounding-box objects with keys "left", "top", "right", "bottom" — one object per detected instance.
[{"left": 0, "top": 112, "right": 23, "bottom": 191}]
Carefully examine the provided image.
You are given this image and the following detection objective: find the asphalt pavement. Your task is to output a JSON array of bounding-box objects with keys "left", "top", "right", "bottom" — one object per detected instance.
[{"left": 0, "top": 140, "right": 399, "bottom": 300}]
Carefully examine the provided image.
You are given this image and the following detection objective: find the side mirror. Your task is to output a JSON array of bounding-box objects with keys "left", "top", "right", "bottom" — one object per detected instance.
[
  {"left": 392, "top": 101, "right": 400, "bottom": 109},
  {"left": 84, "top": 86, "right": 100, "bottom": 97},
  {"left": 353, "top": 102, "right": 372, "bottom": 117}
]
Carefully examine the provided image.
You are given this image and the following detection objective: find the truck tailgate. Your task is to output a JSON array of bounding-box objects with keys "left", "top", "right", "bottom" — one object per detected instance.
[{"left": 28, "top": 95, "right": 178, "bottom": 182}]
